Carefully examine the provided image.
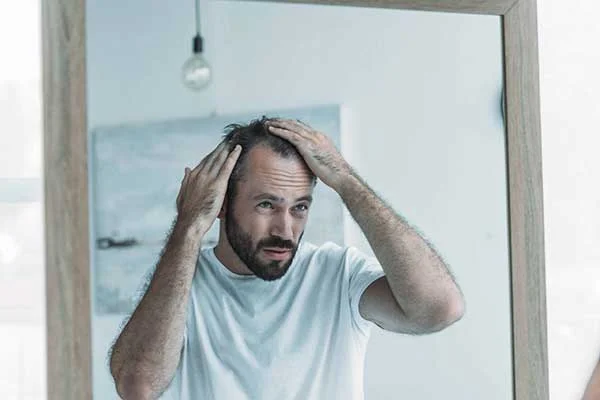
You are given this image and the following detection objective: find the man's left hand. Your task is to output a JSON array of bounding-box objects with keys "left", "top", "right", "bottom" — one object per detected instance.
[{"left": 266, "top": 118, "right": 353, "bottom": 193}]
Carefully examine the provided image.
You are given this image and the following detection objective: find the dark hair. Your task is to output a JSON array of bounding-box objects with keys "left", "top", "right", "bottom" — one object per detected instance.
[{"left": 222, "top": 116, "right": 317, "bottom": 205}]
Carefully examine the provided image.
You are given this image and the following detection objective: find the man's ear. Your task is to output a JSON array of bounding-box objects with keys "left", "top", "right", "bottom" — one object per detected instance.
[{"left": 217, "top": 196, "right": 228, "bottom": 219}]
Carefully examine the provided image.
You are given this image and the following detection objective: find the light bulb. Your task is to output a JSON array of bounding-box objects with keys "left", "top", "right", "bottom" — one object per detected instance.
[
  {"left": 182, "top": 53, "right": 211, "bottom": 90},
  {"left": 182, "top": 34, "right": 211, "bottom": 91}
]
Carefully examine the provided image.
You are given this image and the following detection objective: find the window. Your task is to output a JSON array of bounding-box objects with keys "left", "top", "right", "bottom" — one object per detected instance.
[{"left": 0, "top": 1, "right": 46, "bottom": 398}]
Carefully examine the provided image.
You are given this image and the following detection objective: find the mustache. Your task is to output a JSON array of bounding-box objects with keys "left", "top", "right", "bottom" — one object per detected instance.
[{"left": 259, "top": 237, "right": 295, "bottom": 249}]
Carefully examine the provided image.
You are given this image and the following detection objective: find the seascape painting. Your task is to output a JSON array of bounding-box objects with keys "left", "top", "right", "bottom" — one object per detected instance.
[{"left": 91, "top": 105, "right": 344, "bottom": 314}]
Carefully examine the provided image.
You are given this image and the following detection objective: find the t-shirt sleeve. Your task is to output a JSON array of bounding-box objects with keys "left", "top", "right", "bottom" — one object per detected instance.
[{"left": 345, "top": 246, "right": 386, "bottom": 336}]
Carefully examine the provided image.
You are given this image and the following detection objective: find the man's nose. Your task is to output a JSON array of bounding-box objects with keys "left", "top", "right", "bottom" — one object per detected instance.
[{"left": 270, "top": 212, "right": 294, "bottom": 241}]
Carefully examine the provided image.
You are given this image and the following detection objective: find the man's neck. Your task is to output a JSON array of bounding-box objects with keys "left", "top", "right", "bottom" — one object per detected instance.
[{"left": 214, "top": 240, "right": 253, "bottom": 276}]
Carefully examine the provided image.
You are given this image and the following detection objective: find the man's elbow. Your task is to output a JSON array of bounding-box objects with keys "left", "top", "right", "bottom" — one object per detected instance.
[
  {"left": 444, "top": 294, "right": 466, "bottom": 325},
  {"left": 113, "top": 371, "right": 157, "bottom": 400},
  {"left": 423, "top": 294, "right": 466, "bottom": 333}
]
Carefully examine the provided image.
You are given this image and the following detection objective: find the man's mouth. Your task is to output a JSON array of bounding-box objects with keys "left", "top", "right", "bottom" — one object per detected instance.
[
  {"left": 262, "top": 248, "right": 291, "bottom": 259},
  {"left": 263, "top": 247, "right": 290, "bottom": 252}
]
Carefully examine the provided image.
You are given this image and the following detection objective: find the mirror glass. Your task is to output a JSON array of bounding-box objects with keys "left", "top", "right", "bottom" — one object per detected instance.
[{"left": 87, "top": 1, "right": 509, "bottom": 398}]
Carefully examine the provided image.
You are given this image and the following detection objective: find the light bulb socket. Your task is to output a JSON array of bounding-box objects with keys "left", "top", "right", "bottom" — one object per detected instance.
[{"left": 193, "top": 34, "right": 204, "bottom": 54}]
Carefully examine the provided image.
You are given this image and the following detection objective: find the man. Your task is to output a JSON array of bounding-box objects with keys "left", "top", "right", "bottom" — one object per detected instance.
[{"left": 109, "top": 117, "right": 465, "bottom": 400}]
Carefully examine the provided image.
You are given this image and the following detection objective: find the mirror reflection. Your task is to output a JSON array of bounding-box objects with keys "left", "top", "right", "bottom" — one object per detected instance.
[{"left": 87, "top": 1, "right": 508, "bottom": 399}]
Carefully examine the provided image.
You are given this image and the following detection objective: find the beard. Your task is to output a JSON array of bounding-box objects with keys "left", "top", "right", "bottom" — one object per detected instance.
[{"left": 225, "top": 205, "right": 303, "bottom": 281}]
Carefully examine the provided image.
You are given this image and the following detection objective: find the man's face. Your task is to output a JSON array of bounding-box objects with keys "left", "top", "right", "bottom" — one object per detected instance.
[{"left": 223, "top": 145, "right": 314, "bottom": 281}]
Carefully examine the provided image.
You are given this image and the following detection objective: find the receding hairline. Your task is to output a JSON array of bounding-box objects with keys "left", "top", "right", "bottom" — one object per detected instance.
[
  {"left": 224, "top": 118, "right": 318, "bottom": 204},
  {"left": 233, "top": 142, "right": 314, "bottom": 178}
]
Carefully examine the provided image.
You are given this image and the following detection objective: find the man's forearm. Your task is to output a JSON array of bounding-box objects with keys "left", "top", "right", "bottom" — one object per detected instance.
[
  {"left": 110, "top": 220, "right": 203, "bottom": 399},
  {"left": 337, "top": 173, "right": 464, "bottom": 327}
]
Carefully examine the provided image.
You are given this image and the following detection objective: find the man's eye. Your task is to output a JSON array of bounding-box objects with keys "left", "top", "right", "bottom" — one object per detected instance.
[
  {"left": 258, "top": 201, "right": 273, "bottom": 209},
  {"left": 295, "top": 204, "right": 309, "bottom": 212}
]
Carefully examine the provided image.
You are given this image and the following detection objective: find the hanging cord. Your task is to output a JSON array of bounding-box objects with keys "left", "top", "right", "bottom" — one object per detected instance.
[
  {"left": 195, "top": 0, "right": 202, "bottom": 35},
  {"left": 193, "top": 0, "right": 203, "bottom": 53}
]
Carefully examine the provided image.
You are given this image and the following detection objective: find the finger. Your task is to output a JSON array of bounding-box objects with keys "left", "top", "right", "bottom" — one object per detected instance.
[
  {"left": 177, "top": 168, "right": 190, "bottom": 208},
  {"left": 267, "top": 125, "right": 304, "bottom": 145},
  {"left": 266, "top": 118, "right": 294, "bottom": 129},
  {"left": 193, "top": 140, "right": 227, "bottom": 174},
  {"left": 217, "top": 144, "right": 243, "bottom": 178},
  {"left": 268, "top": 118, "right": 308, "bottom": 131},
  {"left": 206, "top": 140, "right": 234, "bottom": 173},
  {"left": 267, "top": 120, "right": 315, "bottom": 141},
  {"left": 191, "top": 156, "right": 209, "bottom": 175},
  {"left": 295, "top": 119, "right": 313, "bottom": 130},
  {"left": 205, "top": 140, "right": 228, "bottom": 166},
  {"left": 184, "top": 167, "right": 191, "bottom": 185}
]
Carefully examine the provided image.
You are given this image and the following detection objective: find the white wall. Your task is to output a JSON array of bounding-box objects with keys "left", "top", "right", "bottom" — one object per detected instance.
[
  {"left": 86, "top": 0, "right": 217, "bottom": 126},
  {"left": 88, "top": 1, "right": 511, "bottom": 399},
  {"left": 537, "top": 1, "right": 600, "bottom": 399}
]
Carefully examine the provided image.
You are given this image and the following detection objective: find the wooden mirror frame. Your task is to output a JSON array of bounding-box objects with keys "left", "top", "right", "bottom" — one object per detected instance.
[{"left": 42, "top": 0, "right": 547, "bottom": 398}]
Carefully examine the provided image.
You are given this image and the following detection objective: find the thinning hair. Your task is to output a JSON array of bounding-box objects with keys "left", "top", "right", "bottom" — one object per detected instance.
[{"left": 222, "top": 116, "right": 317, "bottom": 204}]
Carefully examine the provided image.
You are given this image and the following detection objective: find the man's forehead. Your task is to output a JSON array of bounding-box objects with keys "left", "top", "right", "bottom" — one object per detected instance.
[
  {"left": 249, "top": 191, "right": 314, "bottom": 203},
  {"left": 246, "top": 145, "right": 301, "bottom": 168},
  {"left": 244, "top": 146, "right": 313, "bottom": 182}
]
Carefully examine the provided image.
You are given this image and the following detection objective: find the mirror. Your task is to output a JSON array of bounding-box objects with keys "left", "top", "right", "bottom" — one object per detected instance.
[
  {"left": 43, "top": 0, "right": 548, "bottom": 398},
  {"left": 87, "top": 2, "right": 508, "bottom": 398}
]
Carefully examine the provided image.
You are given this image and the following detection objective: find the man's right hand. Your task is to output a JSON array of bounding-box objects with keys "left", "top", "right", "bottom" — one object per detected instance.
[{"left": 175, "top": 140, "right": 242, "bottom": 237}]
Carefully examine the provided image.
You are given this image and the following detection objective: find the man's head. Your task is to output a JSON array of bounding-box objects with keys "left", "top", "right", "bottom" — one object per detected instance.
[{"left": 217, "top": 116, "right": 317, "bottom": 281}]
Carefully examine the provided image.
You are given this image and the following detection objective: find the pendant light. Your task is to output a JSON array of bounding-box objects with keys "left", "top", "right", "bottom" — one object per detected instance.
[{"left": 182, "top": 0, "right": 211, "bottom": 90}]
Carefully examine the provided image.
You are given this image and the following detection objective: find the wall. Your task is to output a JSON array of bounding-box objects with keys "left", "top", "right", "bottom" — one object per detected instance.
[
  {"left": 0, "top": 1, "right": 46, "bottom": 398},
  {"left": 537, "top": 1, "right": 600, "bottom": 399},
  {"left": 87, "top": 1, "right": 510, "bottom": 399},
  {"left": 86, "top": 0, "right": 217, "bottom": 126}
]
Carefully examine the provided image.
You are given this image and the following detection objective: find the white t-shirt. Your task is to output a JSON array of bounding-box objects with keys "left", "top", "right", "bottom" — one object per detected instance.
[{"left": 161, "top": 240, "right": 385, "bottom": 400}]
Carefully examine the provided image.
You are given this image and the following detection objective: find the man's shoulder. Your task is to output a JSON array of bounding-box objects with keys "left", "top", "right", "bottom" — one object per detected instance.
[
  {"left": 296, "top": 240, "right": 353, "bottom": 271},
  {"left": 300, "top": 241, "right": 381, "bottom": 273},
  {"left": 300, "top": 240, "right": 347, "bottom": 258}
]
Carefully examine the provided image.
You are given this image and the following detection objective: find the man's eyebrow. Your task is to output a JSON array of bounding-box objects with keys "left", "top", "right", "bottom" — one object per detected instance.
[{"left": 252, "top": 193, "right": 313, "bottom": 203}]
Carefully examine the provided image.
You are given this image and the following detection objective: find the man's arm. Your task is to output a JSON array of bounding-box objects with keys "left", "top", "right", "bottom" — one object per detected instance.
[
  {"left": 338, "top": 174, "right": 465, "bottom": 334},
  {"left": 109, "top": 140, "right": 242, "bottom": 399},
  {"left": 110, "top": 222, "right": 202, "bottom": 399},
  {"left": 265, "top": 119, "right": 464, "bottom": 335}
]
